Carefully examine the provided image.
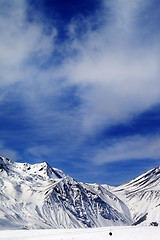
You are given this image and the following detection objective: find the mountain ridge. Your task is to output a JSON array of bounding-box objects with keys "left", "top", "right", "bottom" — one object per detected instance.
[
  {"left": 0, "top": 156, "right": 160, "bottom": 229},
  {"left": 0, "top": 156, "right": 132, "bottom": 229},
  {"left": 111, "top": 166, "right": 160, "bottom": 226}
]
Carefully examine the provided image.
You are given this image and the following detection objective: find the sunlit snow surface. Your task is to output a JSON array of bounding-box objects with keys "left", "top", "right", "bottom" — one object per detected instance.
[{"left": 0, "top": 227, "right": 159, "bottom": 240}]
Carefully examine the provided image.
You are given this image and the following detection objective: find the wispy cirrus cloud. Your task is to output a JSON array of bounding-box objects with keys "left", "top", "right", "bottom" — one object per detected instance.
[
  {"left": 91, "top": 135, "right": 160, "bottom": 164},
  {"left": 0, "top": 0, "right": 160, "bottom": 170},
  {"left": 62, "top": 0, "right": 160, "bottom": 133}
]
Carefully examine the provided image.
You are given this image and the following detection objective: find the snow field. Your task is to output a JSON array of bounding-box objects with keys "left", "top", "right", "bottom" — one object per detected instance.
[{"left": 0, "top": 227, "right": 160, "bottom": 240}]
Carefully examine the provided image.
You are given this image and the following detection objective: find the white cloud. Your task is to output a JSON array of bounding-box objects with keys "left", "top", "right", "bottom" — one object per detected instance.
[
  {"left": 1, "top": 0, "right": 159, "bottom": 135},
  {"left": 61, "top": 0, "right": 160, "bottom": 133},
  {"left": 0, "top": 0, "right": 56, "bottom": 87},
  {"left": 92, "top": 135, "right": 160, "bottom": 164},
  {"left": 0, "top": 0, "right": 160, "bottom": 165},
  {"left": 26, "top": 145, "right": 54, "bottom": 162},
  {"left": 64, "top": 46, "right": 160, "bottom": 132}
]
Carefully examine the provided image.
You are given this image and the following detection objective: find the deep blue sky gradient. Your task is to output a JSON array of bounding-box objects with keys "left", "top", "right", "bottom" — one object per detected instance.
[{"left": 0, "top": 0, "right": 160, "bottom": 185}]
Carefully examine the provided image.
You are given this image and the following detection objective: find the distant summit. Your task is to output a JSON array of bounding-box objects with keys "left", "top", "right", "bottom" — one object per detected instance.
[{"left": 112, "top": 166, "right": 160, "bottom": 226}]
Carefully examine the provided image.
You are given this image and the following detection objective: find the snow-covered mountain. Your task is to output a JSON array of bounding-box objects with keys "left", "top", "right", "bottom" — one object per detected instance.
[
  {"left": 0, "top": 157, "right": 132, "bottom": 230},
  {"left": 1, "top": 156, "right": 160, "bottom": 229},
  {"left": 112, "top": 167, "right": 160, "bottom": 226}
]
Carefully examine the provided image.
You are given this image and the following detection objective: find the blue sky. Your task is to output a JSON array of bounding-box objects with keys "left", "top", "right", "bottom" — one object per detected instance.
[{"left": 1, "top": 0, "right": 160, "bottom": 185}]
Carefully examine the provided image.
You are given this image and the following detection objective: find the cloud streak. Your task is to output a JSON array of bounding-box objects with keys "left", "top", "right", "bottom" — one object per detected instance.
[
  {"left": 0, "top": 0, "right": 160, "bottom": 169},
  {"left": 91, "top": 135, "right": 160, "bottom": 164},
  {"left": 0, "top": 0, "right": 56, "bottom": 87},
  {"left": 62, "top": 0, "right": 160, "bottom": 133}
]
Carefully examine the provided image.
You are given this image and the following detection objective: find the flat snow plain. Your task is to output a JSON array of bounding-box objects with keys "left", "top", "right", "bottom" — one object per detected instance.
[{"left": 0, "top": 227, "right": 159, "bottom": 240}]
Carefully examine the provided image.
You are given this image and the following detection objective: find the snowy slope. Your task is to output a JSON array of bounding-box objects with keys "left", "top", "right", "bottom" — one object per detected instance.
[
  {"left": 0, "top": 157, "right": 132, "bottom": 229},
  {"left": 0, "top": 227, "right": 159, "bottom": 240},
  {"left": 112, "top": 167, "right": 160, "bottom": 226}
]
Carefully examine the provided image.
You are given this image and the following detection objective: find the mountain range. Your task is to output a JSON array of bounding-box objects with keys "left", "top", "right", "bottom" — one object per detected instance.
[{"left": 0, "top": 156, "right": 159, "bottom": 229}]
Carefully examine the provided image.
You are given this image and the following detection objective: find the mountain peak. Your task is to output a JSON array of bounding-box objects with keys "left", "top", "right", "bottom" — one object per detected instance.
[
  {"left": 1, "top": 156, "right": 159, "bottom": 229},
  {"left": 0, "top": 157, "right": 132, "bottom": 229},
  {"left": 149, "top": 166, "right": 160, "bottom": 175},
  {"left": 112, "top": 166, "right": 160, "bottom": 226},
  {"left": 0, "top": 156, "right": 63, "bottom": 182},
  {"left": 126, "top": 166, "right": 160, "bottom": 191}
]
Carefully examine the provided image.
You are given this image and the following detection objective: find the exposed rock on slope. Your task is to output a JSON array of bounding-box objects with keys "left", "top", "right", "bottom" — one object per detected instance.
[
  {"left": 112, "top": 167, "right": 160, "bottom": 226},
  {"left": 0, "top": 157, "right": 132, "bottom": 229},
  {"left": 1, "top": 156, "right": 159, "bottom": 229}
]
